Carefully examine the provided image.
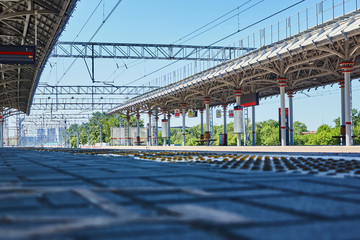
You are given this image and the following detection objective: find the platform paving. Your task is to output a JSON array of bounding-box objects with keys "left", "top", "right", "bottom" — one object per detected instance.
[{"left": 0, "top": 148, "right": 360, "bottom": 239}]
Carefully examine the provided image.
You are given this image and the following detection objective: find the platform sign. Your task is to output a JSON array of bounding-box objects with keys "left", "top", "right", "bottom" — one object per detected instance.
[
  {"left": 0, "top": 45, "right": 36, "bottom": 64},
  {"left": 188, "top": 109, "right": 194, "bottom": 118},
  {"left": 216, "top": 110, "right": 221, "bottom": 118},
  {"left": 229, "top": 110, "right": 234, "bottom": 118},
  {"left": 240, "top": 93, "right": 259, "bottom": 107},
  {"left": 174, "top": 109, "right": 180, "bottom": 118}
]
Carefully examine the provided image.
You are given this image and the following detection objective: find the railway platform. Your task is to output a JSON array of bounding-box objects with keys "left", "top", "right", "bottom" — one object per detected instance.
[{"left": 0, "top": 147, "right": 360, "bottom": 239}]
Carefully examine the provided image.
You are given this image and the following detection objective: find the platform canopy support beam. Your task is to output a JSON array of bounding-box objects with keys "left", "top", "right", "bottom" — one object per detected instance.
[
  {"left": 338, "top": 79, "right": 346, "bottom": 146},
  {"left": 277, "top": 78, "right": 288, "bottom": 146},
  {"left": 287, "top": 90, "right": 295, "bottom": 146},
  {"left": 167, "top": 113, "right": 171, "bottom": 146},
  {"left": 136, "top": 111, "right": 140, "bottom": 145},
  {"left": 340, "top": 62, "right": 354, "bottom": 146},
  {"left": 148, "top": 111, "right": 152, "bottom": 146},
  {"left": 180, "top": 103, "right": 187, "bottom": 146},
  {"left": 233, "top": 89, "right": 243, "bottom": 146},
  {"left": 203, "top": 97, "right": 211, "bottom": 146}
]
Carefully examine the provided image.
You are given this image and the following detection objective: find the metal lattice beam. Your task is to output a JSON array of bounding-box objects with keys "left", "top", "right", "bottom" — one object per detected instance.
[
  {"left": 35, "top": 85, "right": 160, "bottom": 96},
  {"left": 52, "top": 42, "right": 253, "bottom": 61},
  {"left": 31, "top": 97, "right": 124, "bottom": 111}
]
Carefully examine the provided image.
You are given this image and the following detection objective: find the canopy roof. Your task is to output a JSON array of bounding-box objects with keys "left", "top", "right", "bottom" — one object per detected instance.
[{"left": 0, "top": 0, "right": 78, "bottom": 116}]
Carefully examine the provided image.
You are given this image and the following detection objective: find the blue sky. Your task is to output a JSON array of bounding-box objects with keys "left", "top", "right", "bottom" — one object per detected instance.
[{"left": 36, "top": 0, "right": 360, "bottom": 131}]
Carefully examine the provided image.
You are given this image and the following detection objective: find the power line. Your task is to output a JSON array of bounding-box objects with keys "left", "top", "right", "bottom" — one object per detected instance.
[
  {"left": 172, "top": 0, "right": 253, "bottom": 44},
  {"left": 126, "top": 0, "right": 304, "bottom": 86},
  {"left": 178, "top": 0, "right": 264, "bottom": 44},
  {"left": 211, "top": 0, "right": 305, "bottom": 46},
  {"left": 55, "top": 0, "right": 102, "bottom": 84},
  {"left": 57, "top": 0, "right": 124, "bottom": 84}
]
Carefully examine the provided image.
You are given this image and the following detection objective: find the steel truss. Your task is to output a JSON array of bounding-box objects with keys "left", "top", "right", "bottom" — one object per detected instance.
[
  {"left": 23, "top": 113, "right": 93, "bottom": 122},
  {"left": 35, "top": 85, "right": 159, "bottom": 95},
  {"left": 31, "top": 97, "right": 122, "bottom": 111},
  {"left": 52, "top": 42, "right": 252, "bottom": 61}
]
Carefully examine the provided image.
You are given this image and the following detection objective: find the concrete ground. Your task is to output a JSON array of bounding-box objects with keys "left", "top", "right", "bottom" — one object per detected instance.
[{"left": 0, "top": 147, "right": 360, "bottom": 239}]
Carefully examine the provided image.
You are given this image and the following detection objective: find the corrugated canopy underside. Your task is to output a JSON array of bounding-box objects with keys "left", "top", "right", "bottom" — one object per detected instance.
[{"left": 0, "top": 0, "right": 78, "bottom": 116}]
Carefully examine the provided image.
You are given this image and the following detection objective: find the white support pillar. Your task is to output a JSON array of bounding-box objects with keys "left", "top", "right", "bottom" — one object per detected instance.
[
  {"left": 203, "top": 97, "right": 211, "bottom": 145},
  {"left": 277, "top": 78, "right": 287, "bottom": 146},
  {"left": 136, "top": 113, "right": 140, "bottom": 145},
  {"left": 167, "top": 113, "right": 171, "bottom": 146},
  {"left": 340, "top": 62, "right": 354, "bottom": 146},
  {"left": 155, "top": 114, "right": 159, "bottom": 146},
  {"left": 0, "top": 115, "right": 3, "bottom": 148},
  {"left": 287, "top": 90, "right": 294, "bottom": 146},
  {"left": 180, "top": 103, "right": 187, "bottom": 146},
  {"left": 126, "top": 116, "right": 131, "bottom": 146},
  {"left": 233, "top": 89, "right": 243, "bottom": 146},
  {"left": 338, "top": 79, "right": 346, "bottom": 145},
  {"left": 161, "top": 108, "right": 167, "bottom": 146},
  {"left": 148, "top": 111, "right": 152, "bottom": 146},
  {"left": 252, "top": 105, "right": 256, "bottom": 146}
]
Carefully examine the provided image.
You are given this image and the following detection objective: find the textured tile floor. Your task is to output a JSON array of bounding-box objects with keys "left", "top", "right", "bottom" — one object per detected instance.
[{"left": 0, "top": 148, "right": 360, "bottom": 239}]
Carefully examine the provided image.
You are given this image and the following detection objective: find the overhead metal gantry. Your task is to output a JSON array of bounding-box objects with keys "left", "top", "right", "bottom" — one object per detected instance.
[
  {"left": 52, "top": 42, "right": 252, "bottom": 61},
  {"left": 35, "top": 85, "right": 160, "bottom": 96},
  {"left": 0, "top": 0, "right": 78, "bottom": 115},
  {"left": 31, "top": 97, "right": 123, "bottom": 111},
  {"left": 23, "top": 113, "right": 92, "bottom": 121}
]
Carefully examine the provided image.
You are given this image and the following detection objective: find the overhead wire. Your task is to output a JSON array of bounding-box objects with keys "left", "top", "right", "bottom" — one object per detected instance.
[
  {"left": 172, "top": 0, "right": 253, "bottom": 44},
  {"left": 126, "top": 0, "right": 304, "bottom": 86},
  {"left": 126, "top": 1, "right": 262, "bottom": 86},
  {"left": 57, "top": 0, "right": 124, "bottom": 84},
  {"left": 55, "top": 0, "right": 102, "bottom": 84},
  {"left": 177, "top": 0, "right": 264, "bottom": 45}
]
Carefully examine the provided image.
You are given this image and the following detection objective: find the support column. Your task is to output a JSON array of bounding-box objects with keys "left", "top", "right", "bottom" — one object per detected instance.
[
  {"left": 287, "top": 90, "right": 294, "bottom": 146},
  {"left": 0, "top": 114, "right": 3, "bottom": 148},
  {"left": 340, "top": 62, "right": 354, "bottom": 146},
  {"left": 167, "top": 113, "right": 171, "bottom": 146},
  {"left": 277, "top": 78, "right": 287, "bottom": 146},
  {"left": 338, "top": 79, "right": 346, "bottom": 145},
  {"left": 203, "top": 97, "right": 211, "bottom": 146},
  {"left": 252, "top": 105, "right": 256, "bottom": 146},
  {"left": 155, "top": 114, "right": 159, "bottom": 146},
  {"left": 222, "top": 104, "right": 227, "bottom": 146},
  {"left": 99, "top": 123, "right": 103, "bottom": 147},
  {"left": 126, "top": 115, "right": 131, "bottom": 146},
  {"left": 161, "top": 108, "right": 167, "bottom": 146},
  {"left": 180, "top": 103, "right": 187, "bottom": 146},
  {"left": 148, "top": 111, "right": 152, "bottom": 146},
  {"left": 87, "top": 127, "right": 90, "bottom": 146},
  {"left": 136, "top": 113, "right": 140, "bottom": 145},
  {"left": 76, "top": 128, "right": 79, "bottom": 148},
  {"left": 233, "top": 89, "right": 243, "bottom": 146},
  {"left": 199, "top": 108, "right": 204, "bottom": 142}
]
